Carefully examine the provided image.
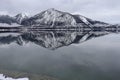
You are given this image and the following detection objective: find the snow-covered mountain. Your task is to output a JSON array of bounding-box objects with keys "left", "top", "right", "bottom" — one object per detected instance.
[
  {"left": 21, "top": 8, "right": 77, "bottom": 27},
  {"left": 21, "top": 8, "right": 111, "bottom": 27},
  {"left": 0, "top": 8, "right": 116, "bottom": 28}
]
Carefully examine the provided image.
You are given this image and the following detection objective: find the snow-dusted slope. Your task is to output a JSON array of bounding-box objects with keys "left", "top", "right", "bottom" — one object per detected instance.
[
  {"left": 0, "top": 74, "right": 29, "bottom": 80},
  {"left": 15, "top": 13, "right": 28, "bottom": 24},
  {"left": 73, "top": 15, "right": 110, "bottom": 27}
]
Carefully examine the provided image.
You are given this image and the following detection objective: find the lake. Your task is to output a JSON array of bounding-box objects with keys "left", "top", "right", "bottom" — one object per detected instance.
[{"left": 0, "top": 28, "right": 120, "bottom": 80}]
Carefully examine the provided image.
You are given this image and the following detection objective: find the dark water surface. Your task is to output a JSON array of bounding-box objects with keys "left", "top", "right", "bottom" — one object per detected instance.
[{"left": 0, "top": 29, "right": 120, "bottom": 80}]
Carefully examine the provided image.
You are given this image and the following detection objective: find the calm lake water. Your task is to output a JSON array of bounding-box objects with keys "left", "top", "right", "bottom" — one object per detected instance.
[{"left": 0, "top": 30, "right": 120, "bottom": 80}]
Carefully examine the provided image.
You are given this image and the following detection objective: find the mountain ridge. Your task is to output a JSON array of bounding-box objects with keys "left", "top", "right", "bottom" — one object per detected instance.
[
  {"left": 0, "top": 8, "right": 115, "bottom": 28},
  {"left": 21, "top": 8, "right": 111, "bottom": 27}
]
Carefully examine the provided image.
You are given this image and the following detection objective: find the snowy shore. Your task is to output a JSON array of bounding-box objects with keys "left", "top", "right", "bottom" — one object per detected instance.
[{"left": 0, "top": 74, "right": 29, "bottom": 80}]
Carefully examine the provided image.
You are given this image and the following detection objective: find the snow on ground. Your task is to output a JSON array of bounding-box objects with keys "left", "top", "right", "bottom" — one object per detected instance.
[
  {"left": 0, "top": 74, "right": 29, "bottom": 80},
  {"left": 0, "top": 23, "right": 21, "bottom": 27}
]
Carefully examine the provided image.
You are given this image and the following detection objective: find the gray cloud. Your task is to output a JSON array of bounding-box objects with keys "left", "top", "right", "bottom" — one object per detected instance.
[{"left": 0, "top": 0, "right": 120, "bottom": 24}]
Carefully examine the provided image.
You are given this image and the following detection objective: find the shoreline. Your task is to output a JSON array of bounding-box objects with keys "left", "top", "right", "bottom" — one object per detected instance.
[{"left": 0, "top": 69, "right": 59, "bottom": 80}]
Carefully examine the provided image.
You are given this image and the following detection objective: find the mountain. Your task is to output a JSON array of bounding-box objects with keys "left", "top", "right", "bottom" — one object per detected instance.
[
  {"left": 15, "top": 13, "right": 28, "bottom": 24},
  {"left": 21, "top": 8, "right": 111, "bottom": 27},
  {"left": 0, "top": 8, "right": 115, "bottom": 28},
  {"left": 21, "top": 8, "right": 77, "bottom": 27},
  {"left": 0, "top": 15, "right": 21, "bottom": 27},
  {"left": 0, "top": 13, "right": 28, "bottom": 27}
]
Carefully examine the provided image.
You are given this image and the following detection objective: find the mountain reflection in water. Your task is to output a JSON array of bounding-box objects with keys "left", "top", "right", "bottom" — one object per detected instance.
[{"left": 0, "top": 26, "right": 114, "bottom": 50}]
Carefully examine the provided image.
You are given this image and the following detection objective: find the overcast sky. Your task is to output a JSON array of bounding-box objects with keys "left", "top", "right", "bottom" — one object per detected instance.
[{"left": 0, "top": 0, "right": 120, "bottom": 24}]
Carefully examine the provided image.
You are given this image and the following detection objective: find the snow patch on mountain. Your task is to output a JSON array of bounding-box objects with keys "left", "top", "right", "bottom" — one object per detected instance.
[{"left": 77, "top": 15, "right": 91, "bottom": 25}]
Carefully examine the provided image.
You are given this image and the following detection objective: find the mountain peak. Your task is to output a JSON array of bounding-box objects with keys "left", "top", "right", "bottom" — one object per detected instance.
[
  {"left": 47, "top": 8, "right": 56, "bottom": 10},
  {"left": 15, "top": 13, "right": 28, "bottom": 18},
  {"left": 45, "top": 8, "right": 58, "bottom": 12},
  {"left": 15, "top": 13, "right": 28, "bottom": 24},
  {"left": 43, "top": 8, "right": 63, "bottom": 15},
  {"left": 23, "top": 8, "right": 77, "bottom": 26}
]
